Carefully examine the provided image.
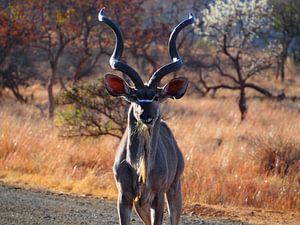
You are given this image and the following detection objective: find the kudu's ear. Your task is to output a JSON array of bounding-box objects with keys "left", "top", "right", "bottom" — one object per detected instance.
[
  {"left": 104, "top": 74, "right": 134, "bottom": 100},
  {"left": 160, "top": 77, "right": 188, "bottom": 101}
]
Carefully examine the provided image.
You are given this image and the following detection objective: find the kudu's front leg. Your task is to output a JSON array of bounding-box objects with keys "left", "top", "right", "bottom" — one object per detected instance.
[
  {"left": 166, "top": 180, "right": 182, "bottom": 225},
  {"left": 118, "top": 193, "right": 133, "bottom": 225},
  {"left": 114, "top": 161, "right": 137, "bottom": 225},
  {"left": 150, "top": 193, "right": 165, "bottom": 225}
]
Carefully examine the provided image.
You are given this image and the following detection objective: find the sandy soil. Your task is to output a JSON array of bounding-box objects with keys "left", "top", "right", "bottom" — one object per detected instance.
[{"left": 0, "top": 182, "right": 249, "bottom": 225}]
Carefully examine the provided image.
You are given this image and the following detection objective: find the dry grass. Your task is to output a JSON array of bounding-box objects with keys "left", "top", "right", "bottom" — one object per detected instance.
[
  {"left": 0, "top": 86, "right": 299, "bottom": 212},
  {"left": 168, "top": 97, "right": 300, "bottom": 211},
  {"left": 0, "top": 102, "right": 117, "bottom": 198}
]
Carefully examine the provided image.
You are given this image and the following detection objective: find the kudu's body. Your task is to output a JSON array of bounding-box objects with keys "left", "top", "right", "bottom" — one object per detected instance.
[
  {"left": 114, "top": 105, "right": 184, "bottom": 225},
  {"left": 98, "top": 8, "right": 194, "bottom": 225}
]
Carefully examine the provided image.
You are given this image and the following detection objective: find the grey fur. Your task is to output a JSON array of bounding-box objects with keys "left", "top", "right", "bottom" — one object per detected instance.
[{"left": 113, "top": 104, "right": 184, "bottom": 225}]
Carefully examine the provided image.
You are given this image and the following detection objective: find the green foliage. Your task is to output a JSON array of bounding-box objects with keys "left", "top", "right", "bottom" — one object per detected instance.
[
  {"left": 8, "top": 4, "right": 20, "bottom": 20},
  {"left": 57, "top": 79, "right": 128, "bottom": 139},
  {"left": 270, "top": 0, "right": 300, "bottom": 79},
  {"left": 195, "top": 39, "right": 211, "bottom": 49},
  {"left": 132, "top": 120, "right": 146, "bottom": 136},
  {"left": 55, "top": 8, "right": 76, "bottom": 26},
  {"left": 271, "top": 0, "right": 300, "bottom": 34}
]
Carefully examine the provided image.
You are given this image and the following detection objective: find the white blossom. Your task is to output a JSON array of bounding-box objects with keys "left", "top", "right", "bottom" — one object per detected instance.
[{"left": 196, "top": 0, "right": 273, "bottom": 50}]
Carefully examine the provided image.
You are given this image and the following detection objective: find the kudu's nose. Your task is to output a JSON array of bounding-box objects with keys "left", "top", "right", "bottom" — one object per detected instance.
[{"left": 140, "top": 114, "right": 154, "bottom": 124}]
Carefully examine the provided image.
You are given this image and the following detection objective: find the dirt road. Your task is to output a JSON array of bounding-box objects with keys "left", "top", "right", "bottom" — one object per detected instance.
[{"left": 0, "top": 183, "right": 247, "bottom": 225}]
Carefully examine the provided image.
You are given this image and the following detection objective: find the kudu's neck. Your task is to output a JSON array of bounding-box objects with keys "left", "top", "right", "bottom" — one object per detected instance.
[{"left": 126, "top": 105, "right": 160, "bottom": 170}]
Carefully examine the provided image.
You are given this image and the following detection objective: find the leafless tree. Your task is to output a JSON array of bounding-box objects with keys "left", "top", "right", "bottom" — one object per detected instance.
[{"left": 192, "top": 0, "right": 278, "bottom": 120}]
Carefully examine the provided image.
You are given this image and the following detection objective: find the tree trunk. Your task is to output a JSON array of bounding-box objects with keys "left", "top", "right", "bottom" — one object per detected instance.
[
  {"left": 47, "top": 72, "right": 56, "bottom": 118},
  {"left": 239, "top": 87, "right": 247, "bottom": 121},
  {"left": 280, "top": 57, "right": 286, "bottom": 82},
  {"left": 275, "top": 56, "right": 286, "bottom": 82},
  {"left": 10, "top": 85, "right": 26, "bottom": 103},
  {"left": 275, "top": 60, "right": 280, "bottom": 80},
  {"left": 277, "top": 41, "right": 289, "bottom": 82},
  {"left": 58, "top": 77, "right": 66, "bottom": 90}
]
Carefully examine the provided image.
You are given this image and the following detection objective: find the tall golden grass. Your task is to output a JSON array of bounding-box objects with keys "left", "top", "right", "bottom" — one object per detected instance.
[
  {"left": 0, "top": 101, "right": 116, "bottom": 198},
  {"left": 169, "top": 98, "right": 299, "bottom": 211},
  {"left": 0, "top": 89, "right": 299, "bottom": 211}
]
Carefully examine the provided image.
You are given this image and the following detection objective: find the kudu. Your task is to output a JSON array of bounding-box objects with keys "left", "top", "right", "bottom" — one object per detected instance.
[{"left": 98, "top": 8, "right": 194, "bottom": 225}]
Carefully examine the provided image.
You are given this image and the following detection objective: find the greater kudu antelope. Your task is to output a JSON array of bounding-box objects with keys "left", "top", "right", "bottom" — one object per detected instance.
[{"left": 98, "top": 8, "right": 194, "bottom": 225}]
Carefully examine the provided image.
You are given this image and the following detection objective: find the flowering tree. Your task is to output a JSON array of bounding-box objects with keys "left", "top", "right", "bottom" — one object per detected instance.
[{"left": 194, "top": 0, "right": 278, "bottom": 120}]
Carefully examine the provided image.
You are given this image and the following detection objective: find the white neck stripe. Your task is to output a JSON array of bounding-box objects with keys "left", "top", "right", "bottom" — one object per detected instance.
[{"left": 137, "top": 99, "right": 154, "bottom": 103}]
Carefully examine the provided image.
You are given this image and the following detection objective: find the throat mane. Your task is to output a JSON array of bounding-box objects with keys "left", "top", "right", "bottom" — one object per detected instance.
[{"left": 137, "top": 126, "right": 150, "bottom": 184}]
